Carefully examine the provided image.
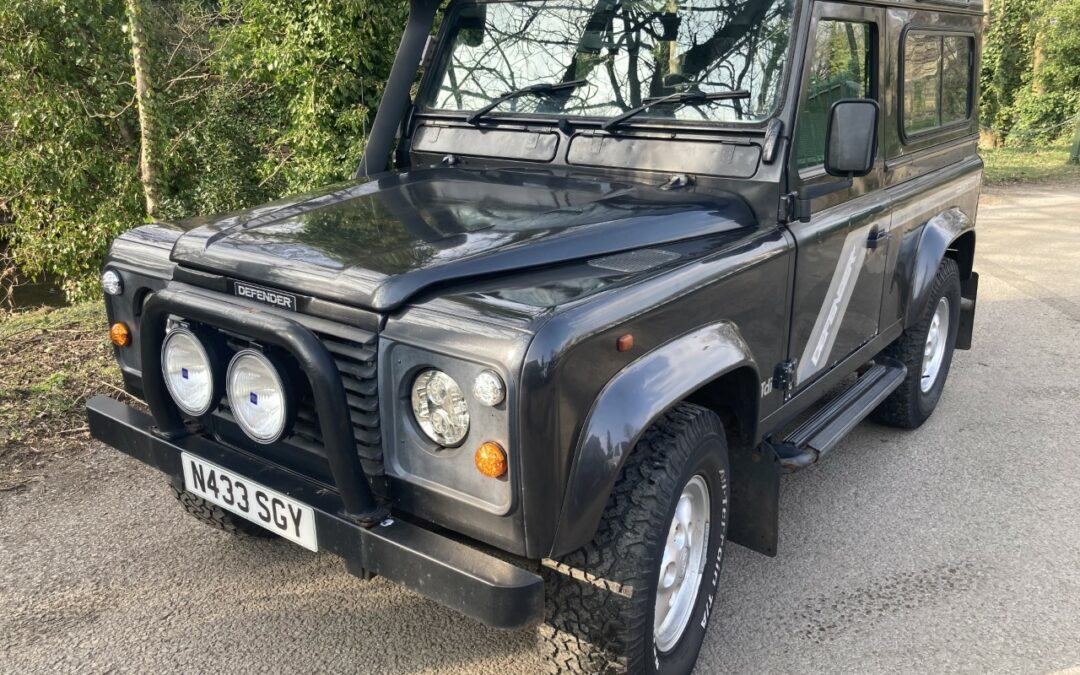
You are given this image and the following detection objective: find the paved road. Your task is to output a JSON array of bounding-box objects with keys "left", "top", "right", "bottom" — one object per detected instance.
[{"left": 3, "top": 185, "right": 1079, "bottom": 674}]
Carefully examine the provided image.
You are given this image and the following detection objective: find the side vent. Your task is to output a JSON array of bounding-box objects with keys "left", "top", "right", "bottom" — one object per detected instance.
[{"left": 588, "top": 249, "right": 681, "bottom": 274}]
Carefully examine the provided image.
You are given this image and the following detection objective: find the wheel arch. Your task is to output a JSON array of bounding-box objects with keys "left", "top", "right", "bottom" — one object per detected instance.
[
  {"left": 548, "top": 322, "right": 778, "bottom": 558},
  {"left": 906, "top": 208, "right": 975, "bottom": 328}
]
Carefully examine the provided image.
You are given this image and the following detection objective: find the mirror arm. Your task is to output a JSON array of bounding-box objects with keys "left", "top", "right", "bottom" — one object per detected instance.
[{"left": 791, "top": 176, "right": 854, "bottom": 223}]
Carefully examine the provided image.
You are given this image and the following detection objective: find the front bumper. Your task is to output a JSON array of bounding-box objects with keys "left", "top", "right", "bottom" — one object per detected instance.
[{"left": 86, "top": 394, "right": 544, "bottom": 630}]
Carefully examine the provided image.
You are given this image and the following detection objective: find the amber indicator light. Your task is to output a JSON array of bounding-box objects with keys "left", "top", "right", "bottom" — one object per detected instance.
[
  {"left": 109, "top": 323, "right": 131, "bottom": 347},
  {"left": 475, "top": 441, "right": 508, "bottom": 478},
  {"left": 616, "top": 334, "right": 634, "bottom": 352}
]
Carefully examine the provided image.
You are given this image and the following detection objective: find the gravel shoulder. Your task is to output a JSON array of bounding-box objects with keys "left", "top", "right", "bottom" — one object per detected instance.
[{"left": 3, "top": 185, "right": 1080, "bottom": 674}]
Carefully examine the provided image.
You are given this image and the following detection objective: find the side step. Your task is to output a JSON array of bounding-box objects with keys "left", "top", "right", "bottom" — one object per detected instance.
[{"left": 770, "top": 359, "right": 907, "bottom": 472}]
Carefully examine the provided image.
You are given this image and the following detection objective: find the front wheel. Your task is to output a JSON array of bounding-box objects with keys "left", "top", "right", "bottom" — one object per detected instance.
[{"left": 539, "top": 404, "right": 730, "bottom": 674}]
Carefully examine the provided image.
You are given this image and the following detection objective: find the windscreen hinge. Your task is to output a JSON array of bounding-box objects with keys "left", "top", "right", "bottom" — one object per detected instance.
[{"left": 779, "top": 192, "right": 798, "bottom": 224}]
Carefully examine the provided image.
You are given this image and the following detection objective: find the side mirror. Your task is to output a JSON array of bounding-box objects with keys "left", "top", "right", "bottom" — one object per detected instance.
[
  {"left": 792, "top": 98, "right": 879, "bottom": 223},
  {"left": 457, "top": 5, "right": 488, "bottom": 48},
  {"left": 824, "top": 98, "right": 879, "bottom": 178}
]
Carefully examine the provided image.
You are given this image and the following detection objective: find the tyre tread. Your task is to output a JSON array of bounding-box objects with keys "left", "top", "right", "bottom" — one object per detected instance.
[
  {"left": 170, "top": 485, "right": 274, "bottom": 538},
  {"left": 539, "top": 403, "right": 725, "bottom": 674}
]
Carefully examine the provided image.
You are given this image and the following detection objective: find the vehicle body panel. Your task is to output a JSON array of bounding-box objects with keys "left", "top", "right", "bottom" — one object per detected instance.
[
  {"left": 519, "top": 226, "right": 792, "bottom": 557},
  {"left": 549, "top": 322, "right": 757, "bottom": 557},
  {"left": 167, "top": 167, "right": 758, "bottom": 313}
]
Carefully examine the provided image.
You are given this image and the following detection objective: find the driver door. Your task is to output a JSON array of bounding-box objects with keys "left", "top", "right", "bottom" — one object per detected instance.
[{"left": 787, "top": 2, "right": 891, "bottom": 391}]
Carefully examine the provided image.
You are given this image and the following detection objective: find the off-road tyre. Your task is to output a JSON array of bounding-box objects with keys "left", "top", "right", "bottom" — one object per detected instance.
[
  {"left": 170, "top": 484, "right": 275, "bottom": 538},
  {"left": 871, "top": 257, "right": 961, "bottom": 429},
  {"left": 538, "top": 403, "right": 730, "bottom": 674}
]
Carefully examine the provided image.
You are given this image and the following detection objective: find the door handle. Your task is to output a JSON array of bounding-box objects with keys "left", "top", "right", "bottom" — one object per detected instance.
[{"left": 867, "top": 229, "right": 892, "bottom": 250}]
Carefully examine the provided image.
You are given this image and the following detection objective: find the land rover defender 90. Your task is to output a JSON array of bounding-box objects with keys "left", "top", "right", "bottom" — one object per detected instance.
[{"left": 88, "top": 0, "right": 983, "bottom": 671}]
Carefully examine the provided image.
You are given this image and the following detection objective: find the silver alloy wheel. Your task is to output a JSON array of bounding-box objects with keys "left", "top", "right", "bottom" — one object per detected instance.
[
  {"left": 654, "top": 474, "right": 710, "bottom": 653},
  {"left": 921, "top": 296, "right": 951, "bottom": 393}
]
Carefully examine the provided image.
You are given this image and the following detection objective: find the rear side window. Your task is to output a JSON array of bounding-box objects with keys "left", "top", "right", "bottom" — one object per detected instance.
[
  {"left": 902, "top": 31, "right": 974, "bottom": 137},
  {"left": 796, "top": 20, "right": 874, "bottom": 170}
]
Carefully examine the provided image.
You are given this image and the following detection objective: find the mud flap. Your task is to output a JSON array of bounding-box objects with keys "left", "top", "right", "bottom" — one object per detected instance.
[
  {"left": 727, "top": 443, "right": 781, "bottom": 557},
  {"left": 957, "top": 272, "right": 979, "bottom": 350}
]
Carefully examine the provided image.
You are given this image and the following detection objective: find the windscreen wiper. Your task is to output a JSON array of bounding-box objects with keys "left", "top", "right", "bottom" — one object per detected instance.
[
  {"left": 466, "top": 79, "right": 587, "bottom": 125},
  {"left": 601, "top": 89, "right": 751, "bottom": 131}
]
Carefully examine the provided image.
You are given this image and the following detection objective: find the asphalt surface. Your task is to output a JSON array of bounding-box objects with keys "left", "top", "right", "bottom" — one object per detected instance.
[{"left": 2, "top": 184, "right": 1079, "bottom": 674}]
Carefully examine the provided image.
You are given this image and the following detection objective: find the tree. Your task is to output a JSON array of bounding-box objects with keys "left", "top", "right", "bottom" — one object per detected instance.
[{"left": 126, "top": 0, "right": 161, "bottom": 217}]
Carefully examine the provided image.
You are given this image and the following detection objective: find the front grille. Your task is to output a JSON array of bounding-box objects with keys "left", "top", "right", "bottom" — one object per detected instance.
[
  {"left": 197, "top": 318, "right": 386, "bottom": 498},
  {"left": 308, "top": 327, "right": 385, "bottom": 489}
]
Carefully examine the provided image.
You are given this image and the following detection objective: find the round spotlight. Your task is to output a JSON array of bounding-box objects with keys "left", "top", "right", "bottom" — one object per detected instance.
[
  {"left": 472, "top": 370, "right": 505, "bottom": 407},
  {"left": 161, "top": 329, "right": 215, "bottom": 416},
  {"left": 101, "top": 269, "right": 123, "bottom": 296},
  {"left": 227, "top": 350, "right": 288, "bottom": 444},
  {"left": 411, "top": 369, "right": 470, "bottom": 447}
]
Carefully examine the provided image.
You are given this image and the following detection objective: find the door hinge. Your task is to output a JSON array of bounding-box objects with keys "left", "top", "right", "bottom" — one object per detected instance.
[
  {"left": 779, "top": 192, "right": 814, "bottom": 224},
  {"left": 773, "top": 360, "right": 797, "bottom": 391}
]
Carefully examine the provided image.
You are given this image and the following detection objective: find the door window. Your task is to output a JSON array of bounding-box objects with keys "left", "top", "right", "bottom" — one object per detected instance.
[{"left": 796, "top": 20, "right": 874, "bottom": 170}]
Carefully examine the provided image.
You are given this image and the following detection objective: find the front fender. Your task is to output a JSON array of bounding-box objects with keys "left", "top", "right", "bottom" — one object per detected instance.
[
  {"left": 548, "top": 322, "right": 757, "bottom": 557},
  {"left": 906, "top": 207, "right": 972, "bottom": 327}
]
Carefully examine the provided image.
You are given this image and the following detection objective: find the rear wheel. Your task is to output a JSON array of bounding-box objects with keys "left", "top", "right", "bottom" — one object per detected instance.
[
  {"left": 170, "top": 484, "right": 274, "bottom": 538},
  {"left": 539, "top": 404, "right": 730, "bottom": 674},
  {"left": 872, "top": 258, "right": 962, "bottom": 429}
]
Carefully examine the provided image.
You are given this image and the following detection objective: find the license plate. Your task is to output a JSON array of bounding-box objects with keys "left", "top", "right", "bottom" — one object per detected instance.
[{"left": 181, "top": 452, "right": 318, "bottom": 551}]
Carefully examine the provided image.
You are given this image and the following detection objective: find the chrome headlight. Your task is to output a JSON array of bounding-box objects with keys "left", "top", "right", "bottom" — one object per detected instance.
[
  {"left": 227, "top": 350, "right": 288, "bottom": 444},
  {"left": 411, "top": 369, "right": 470, "bottom": 447},
  {"left": 161, "top": 329, "right": 215, "bottom": 416}
]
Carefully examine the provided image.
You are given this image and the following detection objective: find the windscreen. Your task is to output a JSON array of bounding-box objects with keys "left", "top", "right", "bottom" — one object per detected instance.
[{"left": 424, "top": 0, "right": 796, "bottom": 125}]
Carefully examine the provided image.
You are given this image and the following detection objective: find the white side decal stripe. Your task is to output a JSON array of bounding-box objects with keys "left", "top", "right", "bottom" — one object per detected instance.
[{"left": 796, "top": 221, "right": 881, "bottom": 385}]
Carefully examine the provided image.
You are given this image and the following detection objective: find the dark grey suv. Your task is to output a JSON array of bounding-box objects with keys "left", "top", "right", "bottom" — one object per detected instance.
[{"left": 88, "top": 0, "right": 983, "bottom": 671}]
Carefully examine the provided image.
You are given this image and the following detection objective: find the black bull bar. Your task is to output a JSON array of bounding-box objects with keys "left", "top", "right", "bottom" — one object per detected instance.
[
  {"left": 88, "top": 289, "right": 543, "bottom": 629},
  {"left": 140, "top": 288, "right": 383, "bottom": 524}
]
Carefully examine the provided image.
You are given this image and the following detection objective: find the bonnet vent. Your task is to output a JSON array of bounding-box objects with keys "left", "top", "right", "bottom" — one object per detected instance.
[{"left": 588, "top": 249, "right": 682, "bottom": 274}]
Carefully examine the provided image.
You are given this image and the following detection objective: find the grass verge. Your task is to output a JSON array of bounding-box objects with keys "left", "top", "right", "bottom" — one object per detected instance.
[
  {"left": 0, "top": 302, "right": 129, "bottom": 490},
  {"left": 980, "top": 145, "right": 1080, "bottom": 186}
]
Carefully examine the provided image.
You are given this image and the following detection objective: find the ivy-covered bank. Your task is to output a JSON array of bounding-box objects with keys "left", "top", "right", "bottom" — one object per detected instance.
[
  {"left": 0, "top": 0, "right": 406, "bottom": 300},
  {"left": 980, "top": 0, "right": 1080, "bottom": 149}
]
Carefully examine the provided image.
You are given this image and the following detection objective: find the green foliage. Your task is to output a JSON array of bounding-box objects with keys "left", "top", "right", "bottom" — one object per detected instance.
[
  {"left": 1005, "top": 88, "right": 1080, "bottom": 146},
  {"left": 0, "top": 0, "right": 407, "bottom": 301},
  {"left": 1032, "top": 0, "right": 1080, "bottom": 94},
  {"left": 1005, "top": 0, "right": 1080, "bottom": 146},
  {"left": 208, "top": 0, "right": 407, "bottom": 193},
  {"left": 0, "top": 0, "right": 145, "bottom": 299},
  {"left": 982, "top": 0, "right": 1080, "bottom": 145},
  {"left": 980, "top": 0, "right": 1039, "bottom": 135}
]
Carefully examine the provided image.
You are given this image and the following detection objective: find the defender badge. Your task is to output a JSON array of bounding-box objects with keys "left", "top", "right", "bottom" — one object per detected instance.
[{"left": 233, "top": 281, "right": 298, "bottom": 311}]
